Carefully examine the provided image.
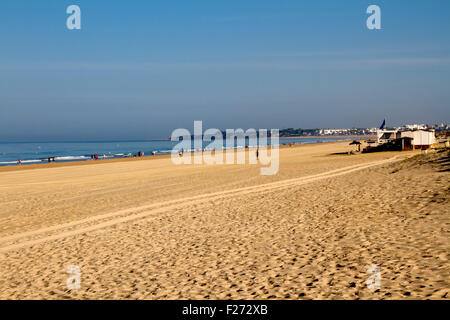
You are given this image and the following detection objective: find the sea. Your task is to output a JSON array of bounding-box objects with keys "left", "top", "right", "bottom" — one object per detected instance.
[{"left": 0, "top": 137, "right": 350, "bottom": 166}]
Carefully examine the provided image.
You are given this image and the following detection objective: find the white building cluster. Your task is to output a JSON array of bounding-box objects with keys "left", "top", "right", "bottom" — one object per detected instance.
[{"left": 318, "top": 128, "right": 378, "bottom": 135}]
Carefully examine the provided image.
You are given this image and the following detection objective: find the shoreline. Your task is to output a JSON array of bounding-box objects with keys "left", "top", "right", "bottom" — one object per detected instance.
[
  {"left": 0, "top": 136, "right": 371, "bottom": 169},
  {"left": 0, "top": 139, "right": 363, "bottom": 172},
  {"left": 0, "top": 140, "right": 352, "bottom": 173}
]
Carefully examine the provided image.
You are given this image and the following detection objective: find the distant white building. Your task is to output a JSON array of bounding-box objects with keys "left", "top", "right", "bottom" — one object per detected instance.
[
  {"left": 322, "top": 128, "right": 350, "bottom": 135},
  {"left": 404, "top": 124, "right": 427, "bottom": 130}
]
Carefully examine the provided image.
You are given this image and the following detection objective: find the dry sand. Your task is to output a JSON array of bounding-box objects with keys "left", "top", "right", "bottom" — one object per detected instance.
[{"left": 0, "top": 141, "right": 448, "bottom": 299}]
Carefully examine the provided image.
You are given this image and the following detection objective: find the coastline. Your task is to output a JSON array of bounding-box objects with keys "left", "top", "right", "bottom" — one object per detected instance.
[
  {"left": 0, "top": 136, "right": 371, "bottom": 170},
  {"left": 0, "top": 140, "right": 355, "bottom": 173},
  {"left": 0, "top": 152, "right": 171, "bottom": 173}
]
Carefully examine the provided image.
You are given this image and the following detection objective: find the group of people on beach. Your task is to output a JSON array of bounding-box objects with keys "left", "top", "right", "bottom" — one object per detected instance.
[{"left": 16, "top": 148, "right": 257, "bottom": 166}]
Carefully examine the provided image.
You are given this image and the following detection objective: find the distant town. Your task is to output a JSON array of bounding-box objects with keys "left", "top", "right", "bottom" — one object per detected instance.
[
  {"left": 279, "top": 123, "right": 449, "bottom": 137},
  {"left": 180, "top": 123, "right": 449, "bottom": 140}
]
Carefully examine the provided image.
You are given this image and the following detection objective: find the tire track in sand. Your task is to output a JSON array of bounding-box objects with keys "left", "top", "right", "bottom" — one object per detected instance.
[{"left": 0, "top": 156, "right": 403, "bottom": 253}]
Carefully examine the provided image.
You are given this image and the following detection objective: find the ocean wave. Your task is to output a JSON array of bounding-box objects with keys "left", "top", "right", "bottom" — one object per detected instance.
[
  {"left": 55, "top": 156, "right": 89, "bottom": 161},
  {"left": 0, "top": 159, "right": 42, "bottom": 165},
  {"left": 0, "top": 161, "right": 21, "bottom": 165},
  {"left": 22, "top": 159, "right": 43, "bottom": 163}
]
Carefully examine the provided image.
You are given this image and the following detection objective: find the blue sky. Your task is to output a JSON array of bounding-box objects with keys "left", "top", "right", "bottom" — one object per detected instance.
[{"left": 0, "top": 0, "right": 449, "bottom": 141}]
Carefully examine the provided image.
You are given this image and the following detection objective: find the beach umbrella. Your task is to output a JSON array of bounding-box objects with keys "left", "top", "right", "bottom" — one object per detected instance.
[{"left": 349, "top": 140, "right": 362, "bottom": 152}]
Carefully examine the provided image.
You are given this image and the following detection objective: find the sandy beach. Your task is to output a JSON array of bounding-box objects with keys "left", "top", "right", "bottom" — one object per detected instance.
[{"left": 0, "top": 141, "right": 448, "bottom": 299}]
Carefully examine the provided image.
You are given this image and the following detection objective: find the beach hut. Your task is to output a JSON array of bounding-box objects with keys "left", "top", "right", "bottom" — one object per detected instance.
[
  {"left": 395, "top": 137, "right": 414, "bottom": 151},
  {"left": 399, "top": 130, "right": 436, "bottom": 149}
]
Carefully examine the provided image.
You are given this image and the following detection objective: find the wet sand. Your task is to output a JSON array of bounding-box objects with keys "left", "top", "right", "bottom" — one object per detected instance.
[{"left": 0, "top": 142, "right": 448, "bottom": 299}]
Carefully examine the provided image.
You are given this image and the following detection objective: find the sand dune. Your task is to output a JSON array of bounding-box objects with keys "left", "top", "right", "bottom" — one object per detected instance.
[{"left": 0, "top": 142, "right": 448, "bottom": 299}]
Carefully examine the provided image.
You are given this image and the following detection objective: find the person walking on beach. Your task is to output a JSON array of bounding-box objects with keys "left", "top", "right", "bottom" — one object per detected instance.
[{"left": 18, "top": 159, "right": 22, "bottom": 165}]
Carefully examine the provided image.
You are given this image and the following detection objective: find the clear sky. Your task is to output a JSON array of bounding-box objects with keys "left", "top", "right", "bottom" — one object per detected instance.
[{"left": 0, "top": 0, "right": 449, "bottom": 141}]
